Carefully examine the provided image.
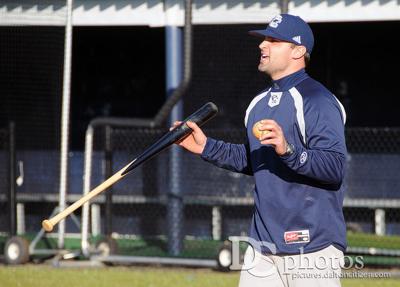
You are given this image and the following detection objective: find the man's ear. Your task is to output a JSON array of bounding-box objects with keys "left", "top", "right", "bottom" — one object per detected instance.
[{"left": 292, "top": 45, "right": 307, "bottom": 59}]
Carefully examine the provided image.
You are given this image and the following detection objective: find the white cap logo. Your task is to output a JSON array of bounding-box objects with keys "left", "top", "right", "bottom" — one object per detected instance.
[
  {"left": 292, "top": 36, "right": 301, "bottom": 44},
  {"left": 269, "top": 15, "right": 283, "bottom": 28}
]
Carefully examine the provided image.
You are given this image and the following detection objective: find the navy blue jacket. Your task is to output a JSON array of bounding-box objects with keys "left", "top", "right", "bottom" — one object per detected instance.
[{"left": 201, "top": 69, "right": 347, "bottom": 254}]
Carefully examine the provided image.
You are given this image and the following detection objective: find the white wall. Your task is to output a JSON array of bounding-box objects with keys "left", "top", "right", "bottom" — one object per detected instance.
[
  {"left": 0, "top": 0, "right": 399, "bottom": 26},
  {"left": 291, "top": 0, "right": 400, "bottom": 23}
]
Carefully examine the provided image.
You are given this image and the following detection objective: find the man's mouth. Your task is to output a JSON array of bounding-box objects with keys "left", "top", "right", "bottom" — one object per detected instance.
[{"left": 260, "top": 54, "right": 269, "bottom": 62}]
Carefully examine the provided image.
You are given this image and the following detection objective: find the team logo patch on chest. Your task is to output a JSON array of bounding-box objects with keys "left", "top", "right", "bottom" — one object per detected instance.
[
  {"left": 284, "top": 230, "right": 310, "bottom": 244},
  {"left": 268, "top": 92, "right": 283, "bottom": 107}
]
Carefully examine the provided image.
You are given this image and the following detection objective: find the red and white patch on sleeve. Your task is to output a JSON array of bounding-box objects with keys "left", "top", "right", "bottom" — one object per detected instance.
[{"left": 284, "top": 230, "right": 310, "bottom": 244}]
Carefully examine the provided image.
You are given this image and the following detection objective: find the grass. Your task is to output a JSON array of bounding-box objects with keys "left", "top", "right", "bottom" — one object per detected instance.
[
  {"left": 342, "top": 279, "right": 400, "bottom": 287},
  {"left": 0, "top": 265, "right": 399, "bottom": 287},
  {"left": 0, "top": 265, "right": 237, "bottom": 287},
  {"left": 347, "top": 232, "right": 400, "bottom": 250}
]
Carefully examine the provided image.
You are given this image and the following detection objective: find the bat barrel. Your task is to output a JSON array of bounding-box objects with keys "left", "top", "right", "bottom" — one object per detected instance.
[
  {"left": 184, "top": 102, "right": 218, "bottom": 127},
  {"left": 121, "top": 102, "right": 218, "bottom": 175}
]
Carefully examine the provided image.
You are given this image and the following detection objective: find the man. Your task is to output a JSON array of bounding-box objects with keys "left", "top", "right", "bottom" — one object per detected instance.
[{"left": 174, "top": 14, "right": 347, "bottom": 287}]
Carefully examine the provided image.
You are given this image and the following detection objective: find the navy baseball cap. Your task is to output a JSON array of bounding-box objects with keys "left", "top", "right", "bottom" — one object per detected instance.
[{"left": 249, "top": 14, "right": 314, "bottom": 54}]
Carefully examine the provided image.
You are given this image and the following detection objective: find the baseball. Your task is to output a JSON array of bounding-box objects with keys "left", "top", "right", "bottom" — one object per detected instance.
[{"left": 252, "top": 121, "right": 270, "bottom": 139}]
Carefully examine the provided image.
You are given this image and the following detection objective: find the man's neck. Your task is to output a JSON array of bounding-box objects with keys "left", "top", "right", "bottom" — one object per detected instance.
[{"left": 270, "top": 64, "right": 305, "bottom": 81}]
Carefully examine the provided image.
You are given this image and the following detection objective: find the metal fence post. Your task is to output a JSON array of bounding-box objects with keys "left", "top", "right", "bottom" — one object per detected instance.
[
  {"left": 8, "top": 122, "right": 16, "bottom": 236},
  {"left": 104, "top": 125, "right": 113, "bottom": 237},
  {"left": 375, "top": 208, "right": 386, "bottom": 236},
  {"left": 166, "top": 25, "right": 184, "bottom": 255}
]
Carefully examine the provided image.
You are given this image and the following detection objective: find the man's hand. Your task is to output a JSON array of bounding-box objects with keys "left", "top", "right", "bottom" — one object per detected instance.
[
  {"left": 171, "top": 121, "right": 207, "bottom": 155},
  {"left": 257, "top": 119, "right": 288, "bottom": 156}
]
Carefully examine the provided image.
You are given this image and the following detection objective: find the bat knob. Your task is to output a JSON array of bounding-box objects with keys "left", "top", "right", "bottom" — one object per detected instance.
[{"left": 42, "top": 220, "right": 54, "bottom": 232}]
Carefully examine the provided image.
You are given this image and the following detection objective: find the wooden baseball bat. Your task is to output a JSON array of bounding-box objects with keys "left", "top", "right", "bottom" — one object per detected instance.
[{"left": 42, "top": 102, "right": 218, "bottom": 232}]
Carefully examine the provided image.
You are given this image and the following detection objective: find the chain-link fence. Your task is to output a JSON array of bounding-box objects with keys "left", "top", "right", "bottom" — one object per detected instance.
[
  {"left": 343, "top": 128, "right": 400, "bottom": 266},
  {"left": 83, "top": 124, "right": 400, "bottom": 267},
  {"left": 0, "top": 24, "right": 65, "bottom": 234},
  {"left": 0, "top": 1, "right": 75, "bottom": 265}
]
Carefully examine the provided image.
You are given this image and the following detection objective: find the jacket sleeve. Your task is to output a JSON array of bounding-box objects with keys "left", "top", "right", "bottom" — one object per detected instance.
[
  {"left": 280, "top": 95, "right": 347, "bottom": 185},
  {"left": 201, "top": 138, "right": 253, "bottom": 176}
]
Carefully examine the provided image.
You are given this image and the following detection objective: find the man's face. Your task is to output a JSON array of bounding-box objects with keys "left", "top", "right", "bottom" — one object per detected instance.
[{"left": 258, "top": 36, "right": 296, "bottom": 79}]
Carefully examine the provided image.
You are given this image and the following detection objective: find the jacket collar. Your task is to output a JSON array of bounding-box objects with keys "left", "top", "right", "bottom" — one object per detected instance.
[{"left": 270, "top": 68, "right": 309, "bottom": 91}]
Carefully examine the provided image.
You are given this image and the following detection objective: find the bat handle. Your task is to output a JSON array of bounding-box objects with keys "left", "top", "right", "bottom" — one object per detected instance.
[
  {"left": 42, "top": 211, "right": 68, "bottom": 232},
  {"left": 42, "top": 219, "right": 54, "bottom": 232},
  {"left": 41, "top": 161, "right": 132, "bottom": 232}
]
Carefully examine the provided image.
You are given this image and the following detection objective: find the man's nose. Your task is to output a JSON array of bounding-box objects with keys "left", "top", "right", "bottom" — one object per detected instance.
[{"left": 259, "top": 40, "right": 268, "bottom": 49}]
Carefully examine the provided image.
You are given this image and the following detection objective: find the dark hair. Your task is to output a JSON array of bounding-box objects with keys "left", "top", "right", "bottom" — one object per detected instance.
[{"left": 304, "top": 52, "right": 311, "bottom": 67}]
